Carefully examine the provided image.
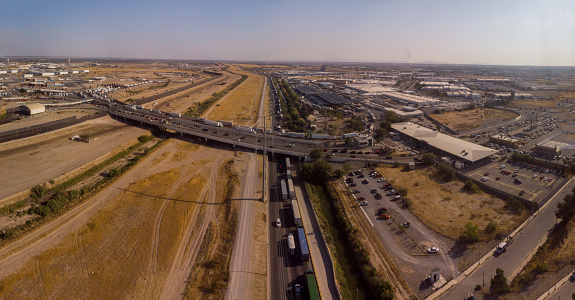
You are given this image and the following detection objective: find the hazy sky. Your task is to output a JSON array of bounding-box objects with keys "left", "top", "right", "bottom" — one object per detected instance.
[{"left": 1, "top": 0, "right": 574, "bottom": 66}]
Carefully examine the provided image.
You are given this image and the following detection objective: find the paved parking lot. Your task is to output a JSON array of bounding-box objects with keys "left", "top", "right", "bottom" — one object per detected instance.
[
  {"left": 343, "top": 170, "right": 458, "bottom": 296},
  {"left": 465, "top": 160, "right": 564, "bottom": 202}
]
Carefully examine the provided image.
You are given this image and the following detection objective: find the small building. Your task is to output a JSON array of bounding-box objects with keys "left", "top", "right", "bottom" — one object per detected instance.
[
  {"left": 533, "top": 141, "right": 569, "bottom": 156},
  {"left": 490, "top": 134, "right": 520, "bottom": 148},
  {"left": 353, "top": 136, "right": 373, "bottom": 148},
  {"left": 16, "top": 103, "right": 45, "bottom": 115}
]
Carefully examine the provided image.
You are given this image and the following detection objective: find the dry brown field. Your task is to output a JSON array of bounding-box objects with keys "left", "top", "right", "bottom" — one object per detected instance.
[
  {"left": 0, "top": 139, "right": 246, "bottom": 299},
  {"left": 204, "top": 66, "right": 265, "bottom": 126},
  {"left": 430, "top": 108, "right": 519, "bottom": 132},
  {"left": 375, "top": 165, "right": 528, "bottom": 240}
]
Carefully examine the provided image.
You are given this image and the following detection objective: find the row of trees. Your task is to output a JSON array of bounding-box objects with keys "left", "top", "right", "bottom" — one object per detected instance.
[{"left": 277, "top": 79, "right": 310, "bottom": 132}]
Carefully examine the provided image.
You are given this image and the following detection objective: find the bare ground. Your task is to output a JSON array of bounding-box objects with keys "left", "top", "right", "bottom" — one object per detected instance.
[{"left": 431, "top": 108, "right": 519, "bottom": 132}]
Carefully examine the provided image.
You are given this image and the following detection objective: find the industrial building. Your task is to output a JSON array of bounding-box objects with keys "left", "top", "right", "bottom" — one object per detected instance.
[
  {"left": 532, "top": 141, "right": 570, "bottom": 156},
  {"left": 380, "top": 91, "right": 443, "bottom": 106},
  {"left": 391, "top": 122, "right": 497, "bottom": 165},
  {"left": 15, "top": 103, "right": 46, "bottom": 115},
  {"left": 490, "top": 133, "right": 521, "bottom": 148}
]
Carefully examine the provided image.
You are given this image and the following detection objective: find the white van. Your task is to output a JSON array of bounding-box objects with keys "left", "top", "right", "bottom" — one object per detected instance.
[
  {"left": 495, "top": 241, "right": 508, "bottom": 254},
  {"left": 276, "top": 218, "right": 281, "bottom": 228}
]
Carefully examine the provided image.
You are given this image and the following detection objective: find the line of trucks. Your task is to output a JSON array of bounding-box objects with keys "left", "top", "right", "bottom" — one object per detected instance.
[{"left": 117, "top": 104, "right": 359, "bottom": 140}]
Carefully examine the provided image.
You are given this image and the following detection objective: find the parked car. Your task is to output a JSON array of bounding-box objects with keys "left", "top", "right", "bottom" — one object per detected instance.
[
  {"left": 358, "top": 196, "right": 365, "bottom": 201},
  {"left": 360, "top": 201, "right": 369, "bottom": 206},
  {"left": 353, "top": 189, "right": 360, "bottom": 194},
  {"left": 426, "top": 247, "right": 439, "bottom": 254},
  {"left": 402, "top": 222, "right": 410, "bottom": 228}
]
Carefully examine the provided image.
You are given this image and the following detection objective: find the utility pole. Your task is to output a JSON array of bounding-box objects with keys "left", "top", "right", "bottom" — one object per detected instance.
[{"left": 262, "top": 114, "right": 266, "bottom": 202}]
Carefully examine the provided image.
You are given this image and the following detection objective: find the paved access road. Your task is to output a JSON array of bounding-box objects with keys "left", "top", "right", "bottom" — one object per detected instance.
[
  {"left": 543, "top": 274, "right": 575, "bottom": 300},
  {"left": 437, "top": 179, "right": 575, "bottom": 299}
]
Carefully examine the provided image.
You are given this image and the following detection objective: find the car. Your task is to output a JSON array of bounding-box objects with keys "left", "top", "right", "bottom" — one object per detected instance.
[
  {"left": 402, "top": 222, "right": 410, "bottom": 228},
  {"left": 499, "top": 165, "right": 506, "bottom": 169},
  {"left": 385, "top": 156, "right": 393, "bottom": 160},
  {"left": 571, "top": 270, "right": 575, "bottom": 280},
  {"left": 514, "top": 178, "right": 522, "bottom": 184},
  {"left": 515, "top": 169, "right": 519, "bottom": 173},
  {"left": 377, "top": 178, "right": 385, "bottom": 182},
  {"left": 358, "top": 196, "right": 365, "bottom": 201},
  {"left": 375, "top": 193, "right": 382, "bottom": 199},
  {"left": 532, "top": 174, "right": 538, "bottom": 178},
  {"left": 392, "top": 195, "right": 401, "bottom": 201},
  {"left": 484, "top": 172, "right": 490, "bottom": 176},
  {"left": 350, "top": 155, "right": 357, "bottom": 158},
  {"left": 353, "top": 189, "right": 360, "bottom": 194},
  {"left": 495, "top": 177, "right": 501, "bottom": 181},
  {"left": 370, "top": 188, "right": 377, "bottom": 193},
  {"left": 349, "top": 183, "right": 357, "bottom": 187},
  {"left": 360, "top": 201, "right": 369, "bottom": 206},
  {"left": 384, "top": 186, "right": 393, "bottom": 191},
  {"left": 357, "top": 174, "right": 365, "bottom": 178},
  {"left": 519, "top": 189, "right": 525, "bottom": 196},
  {"left": 294, "top": 283, "right": 301, "bottom": 296},
  {"left": 386, "top": 190, "right": 398, "bottom": 196},
  {"left": 362, "top": 179, "right": 369, "bottom": 184},
  {"left": 426, "top": 247, "right": 439, "bottom": 254}
]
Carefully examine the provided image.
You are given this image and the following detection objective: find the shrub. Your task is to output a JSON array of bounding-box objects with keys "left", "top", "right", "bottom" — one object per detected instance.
[
  {"left": 436, "top": 162, "right": 456, "bottom": 181},
  {"left": 535, "top": 263, "right": 549, "bottom": 274},
  {"left": 462, "top": 222, "right": 479, "bottom": 243},
  {"left": 485, "top": 221, "right": 498, "bottom": 234},
  {"left": 422, "top": 153, "right": 436, "bottom": 165},
  {"left": 464, "top": 178, "right": 480, "bottom": 193}
]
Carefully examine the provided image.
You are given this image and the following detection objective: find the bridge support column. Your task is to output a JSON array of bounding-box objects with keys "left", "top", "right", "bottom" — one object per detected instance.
[{"left": 180, "top": 132, "right": 184, "bottom": 137}]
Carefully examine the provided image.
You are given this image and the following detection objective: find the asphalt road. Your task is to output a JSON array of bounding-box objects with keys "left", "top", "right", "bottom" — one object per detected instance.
[
  {"left": 269, "top": 154, "right": 308, "bottom": 299},
  {"left": 438, "top": 178, "right": 575, "bottom": 299},
  {"left": 545, "top": 275, "right": 575, "bottom": 300}
]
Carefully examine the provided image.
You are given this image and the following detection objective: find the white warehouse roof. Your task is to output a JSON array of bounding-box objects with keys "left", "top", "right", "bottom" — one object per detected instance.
[{"left": 392, "top": 122, "right": 497, "bottom": 162}]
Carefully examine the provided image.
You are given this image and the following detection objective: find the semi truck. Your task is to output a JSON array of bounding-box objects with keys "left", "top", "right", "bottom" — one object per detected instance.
[
  {"left": 204, "top": 120, "right": 223, "bottom": 127},
  {"left": 286, "top": 157, "right": 291, "bottom": 169},
  {"left": 280, "top": 179, "right": 288, "bottom": 200},
  {"left": 287, "top": 233, "right": 296, "bottom": 255},
  {"left": 291, "top": 200, "right": 302, "bottom": 226},
  {"left": 286, "top": 170, "right": 292, "bottom": 179},
  {"left": 297, "top": 226, "right": 310, "bottom": 262},
  {"left": 310, "top": 133, "right": 330, "bottom": 139},
  {"left": 287, "top": 178, "right": 295, "bottom": 199},
  {"left": 284, "top": 131, "right": 306, "bottom": 138},
  {"left": 305, "top": 270, "right": 320, "bottom": 300},
  {"left": 218, "top": 120, "right": 233, "bottom": 127},
  {"left": 342, "top": 132, "right": 358, "bottom": 139},
  {"left": 235, "top": 125, "right": 255, "bottom": 133},
  {"left": 168, "top": 112, "right": 181, "bottom": 118}
]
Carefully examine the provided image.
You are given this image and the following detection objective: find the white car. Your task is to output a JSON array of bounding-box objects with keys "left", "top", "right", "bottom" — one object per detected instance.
[
  {"left": 377, "top": 178, "right": 385, "bottom": 182},
  {"left": 427, "top": 247, "right": 439, "bottom": 254},
  {"left": 360, "top": 201, "right": 369, "bottom": 206}
]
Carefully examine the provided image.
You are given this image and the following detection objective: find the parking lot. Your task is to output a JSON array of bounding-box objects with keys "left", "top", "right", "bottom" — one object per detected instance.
[
  {"left": 466, "top": 160, "right": 565, "bottom": 202},
  {"left": 343, "top": 170, "right": 458, "bottom": 292}
]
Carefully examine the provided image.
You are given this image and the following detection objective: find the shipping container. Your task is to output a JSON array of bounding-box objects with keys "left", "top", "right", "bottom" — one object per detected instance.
[
  {"left": 280, "top": 179, "right": 288, "bottom": 200},
  {"left": 297, "top": 226, "right": 310, "bottom": 262}
]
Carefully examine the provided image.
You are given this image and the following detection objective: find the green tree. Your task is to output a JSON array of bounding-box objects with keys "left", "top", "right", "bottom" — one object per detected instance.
[
  {"left": 422, "top": 153, "right": 436, "bottom": 165},
  {"left": 342, "top": 163, "right": 352, "bottom": 172},
  {"left": 310, "top": 148, "right": 323, "bottom": 161},
  {"left": 373, "top": 128, "right": 388, "bottom": 141},
  {"left": 398, "top": 187, "right": 408, "bottom": 197},
  {"left": 380, "top": 120, "right": 392, "bottom": 131},
  {"left": 344, "top": 137, "right": 352, "bottom": 145},
  {"left": 334, "top": 169, "right": 344, "bottom": 178},
  {"left": 384, "top": 111, "right": 399, "bottom": 123},
  {"left": 490, "top": 268, "right": 510, "bottom": 294},
  {"left": 436, "top": 162, "right": 456, "bottom": 181},
  {"left": 464, "top": 178, "right": 480, "bottom": 193},
  {"left": 462, "top": 222, "right": 479, "bottom": 243}
]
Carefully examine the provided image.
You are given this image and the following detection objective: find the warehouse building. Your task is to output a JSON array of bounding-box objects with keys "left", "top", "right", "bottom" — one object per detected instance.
[
  {"left": 15, "top": 103, "right": 46, "bottom": 115},
  {"left": 392, "top": 122, "right": 497, "bottom": 166},
  {"left": 490, "top": 133, "right": 521, "bottom": 148}
]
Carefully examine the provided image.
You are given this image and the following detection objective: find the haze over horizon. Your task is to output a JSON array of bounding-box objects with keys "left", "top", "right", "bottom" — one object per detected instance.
[{"left": 1, "top": 0, "right": 574, "bottom": 66}]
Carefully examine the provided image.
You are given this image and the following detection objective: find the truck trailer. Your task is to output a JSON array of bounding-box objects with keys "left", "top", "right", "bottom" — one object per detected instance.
[
  {"left": 291, "top": 200, "right": 302, "bottom": 226},
  {"left": 287, "top": 178, "right": 295, "bottom": 199},
  {"left": 297, "top": 226, "right": 310, "bottom": 262},
  {"left": 280, "top": 179, "right": 288, "bottom": 200},
  {"left": 287, "top": 233, "right": 296, "bottom": 255},
  {"left": 204, "top": 120, "right": 223, "bottom": 127},
  {"left": 235, "top": 125, "right": 255, "bottom": 133}
]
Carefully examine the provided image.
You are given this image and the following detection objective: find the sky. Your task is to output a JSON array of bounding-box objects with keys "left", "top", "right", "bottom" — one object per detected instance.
[{"left": 0, "top": 0, "right": 574, "bottom": 66}]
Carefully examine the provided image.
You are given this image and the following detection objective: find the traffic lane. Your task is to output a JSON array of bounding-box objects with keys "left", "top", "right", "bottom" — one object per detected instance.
[
  {"left": 440, "top": 180, "right": 575, "bottom": 299},
  {"left": 547, "top": 276, "right": 575, "bottom": 300}
]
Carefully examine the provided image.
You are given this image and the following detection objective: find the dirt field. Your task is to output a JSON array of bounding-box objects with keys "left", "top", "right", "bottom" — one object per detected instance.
[
  {"left": 0, "top": 109, "right": 97, "bottom": 132},
  {"left": 0, "top": 139, "right": 245, "bottom": 299},
  {"left": 0, "top": 116, "right": 149, "bottom": 204},
  {"left": 204, "top": 67, "right": 265, "bottom": 126},
  {"left": 375, "top": 165, "right": 528, "bottom": 241},
  {"left": 430, "top": 108, "right": 519, "bottom": 132}
]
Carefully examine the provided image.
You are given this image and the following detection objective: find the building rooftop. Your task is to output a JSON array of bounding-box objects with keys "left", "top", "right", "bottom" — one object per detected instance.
[{"left": 392, "top": 122, "right": 497, "bottom": 162}]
